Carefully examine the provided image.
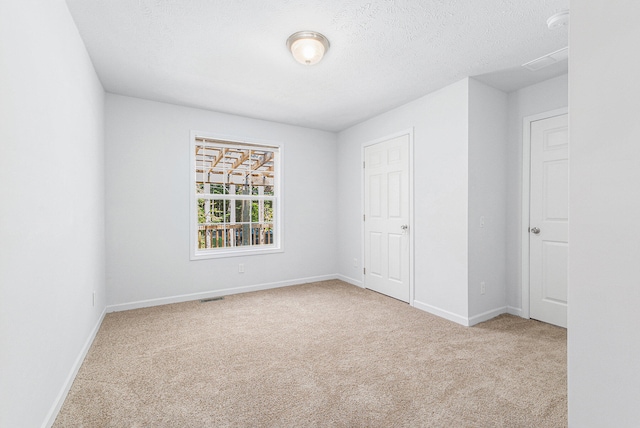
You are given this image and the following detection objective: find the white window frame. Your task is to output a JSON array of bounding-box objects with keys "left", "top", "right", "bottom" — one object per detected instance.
[{"left": 190, "top": 131, "right": 283, "bottom": 260}]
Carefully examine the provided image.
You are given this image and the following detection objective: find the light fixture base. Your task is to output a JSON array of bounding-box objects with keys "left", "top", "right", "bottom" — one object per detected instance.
[{"left": 286, "top": 31, "right": 330, "bottom": 65}]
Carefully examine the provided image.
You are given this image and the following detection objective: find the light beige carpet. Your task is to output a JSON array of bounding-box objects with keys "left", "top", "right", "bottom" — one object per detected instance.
[{"left": 54, "top": 280, "right": 567, "bottom": 427}]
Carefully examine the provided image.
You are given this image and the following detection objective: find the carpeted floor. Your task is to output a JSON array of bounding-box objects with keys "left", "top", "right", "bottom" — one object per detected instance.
[{"left": 54, "top": 280, "right": 567, "bottom": 427}]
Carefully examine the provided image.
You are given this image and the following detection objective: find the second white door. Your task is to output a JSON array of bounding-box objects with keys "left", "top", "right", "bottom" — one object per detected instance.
[
  {"left": 364, "top": 134, "right": 410, "bottom": 302},
  {"left": 529, "top": 113, "right": 569, "bottom": 328}
]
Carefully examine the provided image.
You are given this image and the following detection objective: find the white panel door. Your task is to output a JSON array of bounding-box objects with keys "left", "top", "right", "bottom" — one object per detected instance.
[
  {"left": 364, "top": 135, "right": 410, "bottom": 302},
  {"left": 530, "top": 113, "right": 568, "bottom": 328}
]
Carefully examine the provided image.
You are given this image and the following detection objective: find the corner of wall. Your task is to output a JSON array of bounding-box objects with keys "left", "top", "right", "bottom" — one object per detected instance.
[{"left": 466, "top": 79, "right": 509, "bottom": 320}]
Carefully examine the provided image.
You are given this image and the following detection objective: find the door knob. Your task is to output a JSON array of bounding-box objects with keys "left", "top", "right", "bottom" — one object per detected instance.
[
  {"left": 531, "top": 227, "right": 540, "bottom": 234},
  {"left": 401, "top": 224, "right": 408, "bottom": 235}
]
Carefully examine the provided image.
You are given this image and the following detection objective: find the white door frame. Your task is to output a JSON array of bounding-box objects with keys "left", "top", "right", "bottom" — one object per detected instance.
[
  {"left": 361, "top": 128, "right": 415, "bottom": 305},
  {"left": 521, "top": 107, "right": 568, "bottom": 319}
]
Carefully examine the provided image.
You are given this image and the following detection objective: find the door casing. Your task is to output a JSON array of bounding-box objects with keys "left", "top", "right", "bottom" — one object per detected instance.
[{"left": 361, "top": 129, "right": 415, "bottom": 305}]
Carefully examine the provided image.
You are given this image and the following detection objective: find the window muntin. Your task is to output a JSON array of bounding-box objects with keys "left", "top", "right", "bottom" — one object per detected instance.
[{"left": 191, "top": 135, "right": 281, "bottom": 259}]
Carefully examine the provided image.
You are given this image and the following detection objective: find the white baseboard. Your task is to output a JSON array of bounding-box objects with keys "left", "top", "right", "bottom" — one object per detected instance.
[
  {"left": 412, "top": 301, "right": 510, "bottom": 327},
  {"left": 412, "top": 300, "right": 470, "bottom": 326},
  {"left": 468, "top": 306, "right": 508, "bottom": 326},
  {"left": 106, "top": 274, "right": 340, "bottom": 313},
  {"left": 43, "top": 307, "right": 106, "bottom": 428},
  {"left": 336, "top": 274, "right": 363, "bottom": 288},
  {"left": 507, "top": 306, "right": 523, "bottom": 317}
]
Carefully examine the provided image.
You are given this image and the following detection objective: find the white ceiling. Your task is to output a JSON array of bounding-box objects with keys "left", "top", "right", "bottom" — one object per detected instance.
[{"left": 65, "top": 0, "right": 569, "bottom": 132}]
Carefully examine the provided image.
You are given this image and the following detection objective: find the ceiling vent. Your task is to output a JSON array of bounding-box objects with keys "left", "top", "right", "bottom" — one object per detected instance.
[{"left": 522, "top": 47, "right": 568, "bottom": 71}]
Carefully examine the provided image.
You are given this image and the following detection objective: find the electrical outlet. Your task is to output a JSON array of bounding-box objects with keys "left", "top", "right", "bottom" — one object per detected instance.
[
  {"left": 480, "top": 281, "right": 486, "bottom": 295},
  {"left": 353, "top": 258, "right": 358, "bottom": 267},
  {"left": 238, "top": 263, "right": 245, "bottom": 273},
  {"left": 480, "top": 216, "right": 485, "bottom": 228}
]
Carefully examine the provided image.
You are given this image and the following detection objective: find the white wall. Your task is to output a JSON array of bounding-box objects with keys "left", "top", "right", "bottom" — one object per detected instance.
[
  {"left": 568, "top": 2, "right": 640, "bottom": 426},
  {"left": 0, "top": 1, "right": 106, "bottom": 427},
  {"left": 338, "top": 79, "right": 477, "bottom": 324},
  {"left": 467, "top": 79, "right": 508, "bottom": 320},
  {"left": 415, "top": 80, "right": 470, "bottom": 321},
  {"left": 505, "top": 74, "right": 568, "bottom": 312},
  {"left": 105, "top": 94, "right": 338, "bottom": 308}
]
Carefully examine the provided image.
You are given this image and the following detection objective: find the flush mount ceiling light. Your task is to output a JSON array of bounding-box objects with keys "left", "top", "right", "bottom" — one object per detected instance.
[{"left": 286, "top": 31, "right": 330, "bottom": 65}]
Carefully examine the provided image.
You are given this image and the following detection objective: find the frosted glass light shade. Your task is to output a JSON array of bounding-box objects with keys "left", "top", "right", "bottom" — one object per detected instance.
[{"left": 286, "top": 31, "right": 330, "bottom": 65}]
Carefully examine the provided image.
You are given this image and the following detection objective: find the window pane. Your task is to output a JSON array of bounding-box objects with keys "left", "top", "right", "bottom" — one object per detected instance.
[
  {"left": 235, "top": 184, "right": 250, "bottom": 195},
  {"left": 197, "top": 225, "right": 225, "bottom": 249},
  {"left": 228, "top": 148, "right": 250, "bottom": 173},
  {"left": 264, "top": 171, "right": 276, "bottom": 194},
  {"left": 250, "top": 150, "right": 274, "bottom": 172},
  {"left": 197, "top": 199, "right": 206, "bottom": 224},
  {"left": 235, "top": 200, "right": 251, "bottom": 223},
  {"left": 205, "top": 200, "right": 215, "bottom": 223},
  {"left": 251, "top": 200, "right": 260, "bottom": 222},
  {"left": 250, "top": 173, "right": 267, "bottom": 195},
  {"left": 251, "top": 224, "right": 274, "bottom": 245},
  {"left": 209, "top": 183, "right": 227, "bottom": 194},
  {"left": 227, "top": 224, "right": 240, "bottom": 248},
  {"left": 237, "top": 223, "right": 251, "bottom": 246},
  {"left": 211, "top": 227, "right": 225, "bottom": 248},
  {"left": 263, "top": 200, "right": 274, "bottom": 223},
  {"left": 250, "top": 150, "right": 267, "bottom": 170},
  {"left": 204, "top": 168, "right": 224, "bottom": 185},
  {"left": 212, "top": 200, "right": 226, "bottom": 223},
  {"left": 196, "top": 199, "right": 217, "bottom": 224},
  {"left": 224, "top": 200, "right": 230, "bottom": 223}
]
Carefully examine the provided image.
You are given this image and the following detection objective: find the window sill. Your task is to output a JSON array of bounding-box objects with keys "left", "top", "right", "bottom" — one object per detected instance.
[{"left": 190, "top": 245, "right": 283, "bottom": 260}]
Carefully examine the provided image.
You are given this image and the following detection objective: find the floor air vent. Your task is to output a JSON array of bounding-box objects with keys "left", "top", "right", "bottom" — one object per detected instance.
[{"left": 200, "top": 297, "right": 224, "bottom": 303}]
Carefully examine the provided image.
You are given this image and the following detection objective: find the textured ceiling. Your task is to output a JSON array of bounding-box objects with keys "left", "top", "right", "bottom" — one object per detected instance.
[{"left": 65, "top": 0, "right": 568, "bottom": 132}]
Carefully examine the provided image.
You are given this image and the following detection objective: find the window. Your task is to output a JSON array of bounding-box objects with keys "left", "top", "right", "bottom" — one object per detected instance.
[{"left": 190, "top": 133, "right": 281, "bottom": 259}]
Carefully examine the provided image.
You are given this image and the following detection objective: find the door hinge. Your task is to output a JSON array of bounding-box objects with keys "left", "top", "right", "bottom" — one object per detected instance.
[
  {"left": 363, "top": 267, "right": 366, "bottom": 275},
  {"left": 363, "top": 214, "right": 365, "bottom": 221},
  {"left": 363, "top": 161, "right": 365, "bottom": 169}
]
